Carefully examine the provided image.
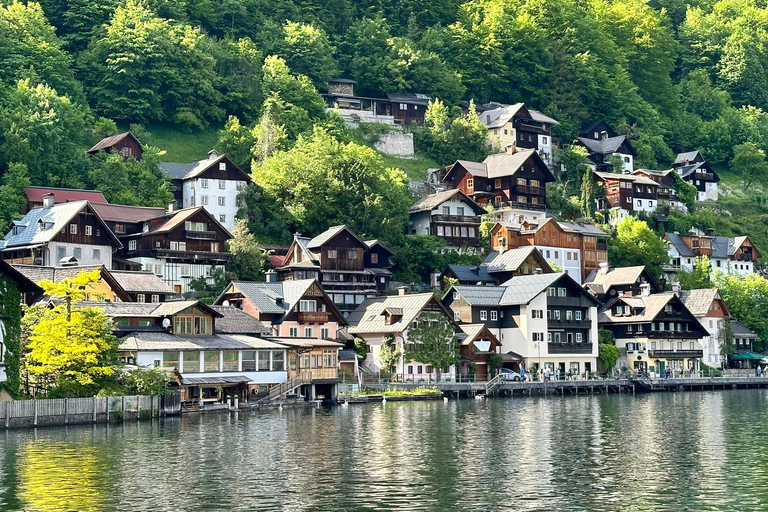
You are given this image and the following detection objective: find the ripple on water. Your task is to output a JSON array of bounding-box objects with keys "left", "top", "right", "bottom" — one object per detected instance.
[{"left": 1, "top": 390, "right": 768, "bottom": 511}]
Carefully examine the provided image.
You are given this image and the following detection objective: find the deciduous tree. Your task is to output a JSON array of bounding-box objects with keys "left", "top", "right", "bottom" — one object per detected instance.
[{"left": 405, "top": 313, "right": 460, "bottom": 382}]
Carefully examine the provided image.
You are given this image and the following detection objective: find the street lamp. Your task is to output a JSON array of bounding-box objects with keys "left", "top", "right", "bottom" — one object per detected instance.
[{"left": 534, "top": 340, "right": 542, "bottom": 380}]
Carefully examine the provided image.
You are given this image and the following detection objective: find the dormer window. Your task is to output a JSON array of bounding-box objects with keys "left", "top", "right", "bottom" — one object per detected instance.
[{"left": 174, "top": 308, "right": 212, "bottom": 335}]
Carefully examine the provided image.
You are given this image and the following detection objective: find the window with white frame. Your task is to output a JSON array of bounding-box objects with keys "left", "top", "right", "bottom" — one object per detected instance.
[
  {"left": 576, "top": 333, "right": 583, "bottom": 342},
  {"left": 151, "top": 295, "right": 160, "bottom": 303},
  {"left": 575, "top": 310, "right": 582, "bottom": 321},
  {"left": 201, "top": 179, "right": 208, "bottom": 188},
  {"left": 201, "top": 195, "right": 208, "bottom": 205},
  {"left": 480, "top": 310, "right": 487, "bottom": 321},
  {"left": 69, "top": 224, "right": 77, "bottom": 234},
  {"left": 137, "top": 294, "right": 145, "bottom": 303},
  {"left": 218, "top": 197, "right": 225, "bottom": 206},
  {"left": 289, "top": 327, "right": 298, "bottom": 337},
  {"left": 219, "top": 180, "right": 226, "bottom": 189},
  {"left": 304, "top": 327, "right": 313, "bottom": 337},
  {"left": 299, "top": 300, "right": 316, "bottom": 312},
  {"left": 454, "top": 311, "right": 461, "bottom": 321},
  {"left": 129, "top": 240, "right": 137, "bottom": 250},
  {"left": 321, "top": 327, "right": 330, "bottom": 339},
  {"left": 219, "top": 214, "right": 226, "bottom": 224},
  {"left": 490, "top": 310, "right": 498, "bottom": 321},
  {"left": 85, "top": 225, "right": 92, "bottom": 236}
]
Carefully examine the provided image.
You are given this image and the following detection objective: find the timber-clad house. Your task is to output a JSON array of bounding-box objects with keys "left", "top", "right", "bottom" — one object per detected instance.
[
  {"left": 409, "top": 189, "right": 487, "bottom": 252},
  {"left": 439, "top": 145, "right": 556, "bottom": 225},
  {"left": 274, "top": 225, "right": 394, "bottom": 315}
]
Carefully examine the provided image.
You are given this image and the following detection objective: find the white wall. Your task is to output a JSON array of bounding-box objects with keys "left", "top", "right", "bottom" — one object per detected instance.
[
  {"left": 618, "top": 153, "right": 633, "bottom": 173},
  {"left": 538, "top": 134, "right": 553, "bottom": 165},
  {"left": 535, "top": 245, "right": 582, "bottom": 284},
  {"left": 129, "top": 256, "right": 224, "bottom": 294},
  {"left": 47, "top": 242, "right": 113, "bottom": 267},
  {"left": 705, "top": 182, "right": 719, "bottom": 201},
  {"left": 633, "top": 198, "right": 657, "bottom": 213},
  {"left": 134, "top": 350, "right": 289, "bottom": 384},
  {"left": 495, "top": 207, "right": 545, "bottom": 224},
  {"left": 183, "top": 177, "right": 245, "bottom": 231},
  {"left": 701, "top": 316, "right": 723, "bottom": 369}
]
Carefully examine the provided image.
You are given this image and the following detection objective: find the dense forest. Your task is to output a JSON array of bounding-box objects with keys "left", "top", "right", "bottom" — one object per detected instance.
[{"left": 4, "top": 0, "right": 768, "bottom": 263}]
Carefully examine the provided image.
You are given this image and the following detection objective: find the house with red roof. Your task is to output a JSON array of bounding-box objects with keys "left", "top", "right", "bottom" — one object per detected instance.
[{"left": 87, "top": 132, "right": 143, "bottom": 161}]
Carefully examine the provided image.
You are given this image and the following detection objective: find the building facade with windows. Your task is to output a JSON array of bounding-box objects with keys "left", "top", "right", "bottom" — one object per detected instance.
[
  {"left": 160, "top": 150, "right": 251, "bottom": 231},
  {"left": 275, "top": 226, "right": 393, "bottom": 314},
  {"left": 442, "top": 272, "right": 600, "bottom": 377},
  {"left": 673, "top": 150, "right": 719, "bottom": 202},
  {"left": 679, "top": 288, "right": 730, "bottom": 369},
  {"left": 214, "top": 279, "right": 347, "bottom": 340},
  {"left": 440, "top": 146, "right": 556, "bottom": 224},
  {"left": 409, "top": 189, "right": 487, "bottom": 252},
  {"left": 476, "top": 102, "right": 559, "bottom": 165},
  {"left": 598, "top": 288, "right": 708, "bottom": 375},
  {"left": 664, "top": 232, "right": 760, "bottom": 280},
  {"left": 0, "top": 197, "right": 121, "bottom": 268},
  {"left": 576, "top": 121, "right": 636, "bottom": 173},
  {"left": 593, "top": 171, "right": 659, "bottom": 223},
  {"left": 490, "top": 219, "right": 608, "bottom": 284}
]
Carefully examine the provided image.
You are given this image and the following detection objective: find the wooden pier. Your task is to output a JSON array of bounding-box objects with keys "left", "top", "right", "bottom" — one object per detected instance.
[{"left": 361, "top": 376, "right": 768, "bottom": 399}]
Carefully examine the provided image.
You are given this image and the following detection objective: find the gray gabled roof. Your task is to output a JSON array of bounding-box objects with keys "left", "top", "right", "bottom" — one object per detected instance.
[
  {"left": 110, "top": 271, "right": 176, "bottom": 294},
  {"left": 159, "top": 162, "right": 196, "bottom": 179},
  {"left": 577, "top": 135, "right": 632, "bottom": 155},
  {"left": 679, "top": 289, "right": 723, "bottom": 318},
  {"left": 210, "top": 305, "right": 271, "bottom": 335},
  {"left": 499, "top": 273, "right": 569, "bottom": 305},
  {"left": 307, "top": 225, "right": 366, "bottom": 250},
  {"left": 450, "top": 286, "right": 507, "bottom": 306},
  {"left": 528, "top": 109, "right": 559, "bottom": 125},
  {"left": 2, "top": 200, "right": 121, "bottom": 250},
  {"left": 674, "top": 151, "right": 701, "bottom": 165},
  {"left": 409, "top": 189, "right": 487, "bottom": 215},
  {"left": 731, "top": 320, "right": 757, "bottom": 337},
  {"left": 483, "top": 149, "right": 555, "bottom": 181},
  {"left": 347, "top": 293, "right": 449, "bottom": 334},
  {"left": 443, "top": 264, "right": 496, "bottom": 283},
  {"left": 664, "top": 232, "right": 695, "bottom": 258},
  {"left": 482, "top": 247, "right": 547, "bottom": 274},
  {"left": 480, "top": 103, "right": 525, "bottom": 129}
]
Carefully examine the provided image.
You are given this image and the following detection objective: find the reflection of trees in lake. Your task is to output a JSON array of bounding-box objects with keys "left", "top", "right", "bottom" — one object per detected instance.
[{"left": 17, "top": 440, "right": 109, "bottom": 512}]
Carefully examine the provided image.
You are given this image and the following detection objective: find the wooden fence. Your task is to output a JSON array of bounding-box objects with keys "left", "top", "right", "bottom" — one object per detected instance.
[{"left": 0, "top": 394, "right": 180, "bottom": 429}]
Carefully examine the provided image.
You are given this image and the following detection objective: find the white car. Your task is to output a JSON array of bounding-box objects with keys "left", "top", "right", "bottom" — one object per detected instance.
[{"left": 499, "top": 369, "right": 522, "bottom": 381}]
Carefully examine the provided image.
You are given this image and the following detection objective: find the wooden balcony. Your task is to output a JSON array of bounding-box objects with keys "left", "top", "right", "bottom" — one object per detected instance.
[
  {"left": 547, "top": 297, "right": 584, "bottom": 307},
  {"left": 185, "top": 230, "right": 218, "bottom": 240},
  {"left": 648, "top": 349, "right": 703, "bottom": 359},
  {"left": 297, "top": 311, "right": 330, "bottom": 323},
  {"left": 548, "top": 319, "right": 591, "bottom": 329},
  {"left": 153, "top": 248, "right": 231, "bottom": 262},
  {"left": 496, "top": 201, "right": 546, "bottom": 211},
  {"left": 431, "top": 214, "right": 482, "bottom": 224},
  {"left": 548, "top": 342, "right": 594, "bottom": 354}
]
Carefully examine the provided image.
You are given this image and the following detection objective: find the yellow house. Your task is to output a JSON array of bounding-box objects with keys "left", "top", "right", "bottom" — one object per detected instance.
[{"left": 11, "top": 264, "right": 131, "bottom": 303}]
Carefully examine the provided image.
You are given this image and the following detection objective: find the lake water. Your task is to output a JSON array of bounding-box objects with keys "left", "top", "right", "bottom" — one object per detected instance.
[{"left": 1, "top": 389, "right": 768, "bottom": 511}]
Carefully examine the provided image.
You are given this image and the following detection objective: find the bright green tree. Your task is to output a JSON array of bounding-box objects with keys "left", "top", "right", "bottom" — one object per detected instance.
[
  {"left": 227, "top": 219, "right": 269, "bottom": 281},
  {"left": 23, "top": 270, "right": 119, "bottom": 395},
  {"left": 718, "top": 319, "right": 735, "bottom": 368},
  {"left": 252, "top": 127, "right": 411, "bottom": 245},
  {"left": 404, "top": 313, "right": 460, "bottom": 382},
  {"left": 580, "top": 165, "right": 595, "bottom": 219},
  {"left": 608, "top": 217, "right": 669, "bottom": 278},
  {"left": 677, "top": 255, "right": 713, "bottom": 290},
  {"left": 0, "top": 163, "right": 31, "bottom": 234},
  {"left": 277, "top": 21, "right": 337, "bottom": 88},
  {"left": 87, "top": 149, "right": 174, "bottom": 206},
  {"left": 597, "top": 343, "right": 620, "bottom": 372},
  {"left": 731, "top": 142, "right": 768, "bottom": 191},
  {"left": 714, "top": 272, "right": 768, "bottom": 347}
]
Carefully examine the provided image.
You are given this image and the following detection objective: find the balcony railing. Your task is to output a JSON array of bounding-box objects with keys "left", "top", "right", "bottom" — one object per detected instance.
[
  {"left": 185, "top": 230, "right": 218, "bottom": 240},
  {"left": 153, "top": 248, "right": 231, "bottom": 262},
  {"left": 496, "top": 201, "right": 546, "bottom": 211},
  {"left": 431, "top": 214, "right": 482, "bottom": 224},
  {"left": 547, "top": 297, "right": 584, "bottom": 307},
  {"left": 648, "top": 349, "right": 703, "bottom": 359},
  {"left": 548, "top": 319, "right": 591, "bottom": 329},
  {"left": 548, "top": 342, "right": 594, "bottom": 354},
  {"left": 738, "top": 253, "right": 754, "bottom": 262},
  {"left": 695, "top": 172, "right": 715, "bottom": 180},
  {"left": 297, "top": 311, "right": 330, "bottom": 323},
  {"left": 662, "top": 264, "right": 682, "bottom": 271}
]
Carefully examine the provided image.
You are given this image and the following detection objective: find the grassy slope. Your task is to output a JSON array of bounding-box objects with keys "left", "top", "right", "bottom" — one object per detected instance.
[{"left": 119, "top": 123, "right": 222, "bottom": 163}]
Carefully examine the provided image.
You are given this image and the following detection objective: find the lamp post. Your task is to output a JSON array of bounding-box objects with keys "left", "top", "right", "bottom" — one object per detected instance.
[{"left": 534, "top": 340, "right": 542, "bottom": 380}]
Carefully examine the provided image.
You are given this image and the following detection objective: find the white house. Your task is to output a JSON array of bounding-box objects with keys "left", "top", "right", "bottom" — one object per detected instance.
[
  {"left": 160, "top": 150, "right": 251, "bottom": 232},
  {"left": 478, "top": 102, "right": 559, "bottom": 166},
  {"left": 665, "top": 232, "right": 760, "bottom": 281},
  {"left": 679, "top": 288, "right": 731, "bottom": 369},
  {"left": 442, "top": 272, "right": 601, "bottom": 377},
  {"left": 409, "top": 189, "right": 487, "bottom": 252},
  {"left": 0, "top": 196, "right": 121, "bottom": 268}
]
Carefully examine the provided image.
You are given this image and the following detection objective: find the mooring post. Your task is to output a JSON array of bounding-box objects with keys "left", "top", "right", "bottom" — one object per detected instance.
[
  {"left": 92, "top": 396, "right": 97, "bottom": 423},
  {"left": 64, "top": 398, "right": 68, "bottom": 424},
  {"left": 33, "top": 400, "right": 37, "bottom": 427}
]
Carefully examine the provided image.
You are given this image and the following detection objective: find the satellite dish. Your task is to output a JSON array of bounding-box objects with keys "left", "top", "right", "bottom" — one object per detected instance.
[
  {"left": 222, "top": 300, "right": 230, "bottom": 307},
  {"left": 162, "top": 318, "right": 171, "bottom": 328}
]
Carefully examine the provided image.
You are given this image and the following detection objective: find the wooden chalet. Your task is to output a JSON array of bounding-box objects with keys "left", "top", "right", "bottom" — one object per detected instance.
[
  {"left": 275, "top": 225, "right": 390, "bottom": 314},
  {"left": 364, "top": 240, "right": 394, "bottom": 295},
  {"left": 583, "top": 264, "right": 661, "bottom": 302},
  {"left": 87, "top": 132, "right": 143, "bottom": 160},
  {"left": 457, "top": 324, "right": 501, "bottom": 381},
  {"left": 673, "top": 150, "right": 720, "bottom": 201},
  {"left": 409, "top": 189, "right": 487, "bottom": 250},
  {"left": 631, "top": 169, "right": 680, "bottom": 211},
  {"left": 575, "top": 121, "right": 635, "bottom": 172},
  {"left": 440, "top": 146, "right": 555, "bottom": 221},
  {"left": 593, "top": 171, "right": 659, "bottom": 214}
]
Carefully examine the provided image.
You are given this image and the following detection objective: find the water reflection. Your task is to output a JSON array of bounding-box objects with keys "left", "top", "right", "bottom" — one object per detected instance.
[{"left": 0, "top": 391, "right": 767, "bottom": 511}]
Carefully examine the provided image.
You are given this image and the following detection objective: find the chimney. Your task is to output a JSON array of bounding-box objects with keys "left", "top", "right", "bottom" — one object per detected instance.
[
  {"left": 42, "top": 193, "right": 55, "bottom": 208},
  {"left": 505, "top": 143, "right": 516, "bottom": 155},
  {"left": 497, "top": 237, "right": 506, "bottom": 255},
  {"left": 706, "top": 228, "right": 714, "bottom": 236},
  {"left": 534, "top": 267, "right": 543, "bottom": 275},
  {"left": 208, "top": 149, "right": 218, "bottom": 159},
  {"left": 398, "top": 286, "right": 408, "bottom": 296},
  {"left": 672, "top": 282, "right": 681, "bottom": 297},
  {"left": 600, "top": 131, "right": 608, "bottom": 140},
  {"left": 266, "top": 269, "right": 277, "bottom": 283},
  {"left": 639, "top": 283, "right": 651, "bottom": 297},
  {"left": 293, "top": 232, "right": 302, "bottom": 242},
  {"left": 598, "top": 261, "right": 609, "bottom": 274},
  {"left": 167, "top": 202, "right": 175, "bottom": 213}
]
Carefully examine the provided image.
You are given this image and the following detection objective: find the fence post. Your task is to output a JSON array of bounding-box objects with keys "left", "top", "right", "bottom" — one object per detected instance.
[
  {"left": 92, "top": 396, "right": 97, "bottom": 423},
  {"left": 33, "top": 400, "right": 37, "bottom": 427},
  {"left": 5, "top": 401, "right": 9, "bottom": 428},
  {"left": 106, "top": 397, "right": 109, "bottom": 423},
  {"left": 64, "top": 398, "right": 69, "bottom": 424},
  {"left": 151, "top": 396, "right": 155, "bottom": 418},
  {"left": 122, "top": 396, "right": 126, "bottom": 421},
  {"left": 136, "top": 396, "right": 140, "bottom": 422}
]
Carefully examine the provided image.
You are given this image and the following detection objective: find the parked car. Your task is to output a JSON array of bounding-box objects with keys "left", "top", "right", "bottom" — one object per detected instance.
[{"left": 499, "top": 368, "right": 522, "bottom": 381}]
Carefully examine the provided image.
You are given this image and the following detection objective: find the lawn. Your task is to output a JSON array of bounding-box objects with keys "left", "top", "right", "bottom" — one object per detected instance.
[
  {"left": 118, "top": 123, "right": 223, "bottom": 163},
  {"left": 380, "top": 153, "right": 441, "bottom": 181}
]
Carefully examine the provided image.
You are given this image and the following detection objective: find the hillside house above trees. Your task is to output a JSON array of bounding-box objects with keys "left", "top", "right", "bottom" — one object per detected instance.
[
  {"left": 583, "top": 264, "right": 662, "bottom": 303},
  {"left": 474, "top": 102, "right": 559, "bottom": 165},
  {"left": 87, "top": 132, "right": 143, "bottom": 161},
  {"left": 439, "top": 145, "right": 556, "bottom": 224},
  {"left": 664, "top": 231, "right": 760, "bottom": 280},
  {"left": 490, "top": 219, "right": 608, "bottom": 284},
  {"left": 275, "top": 225, "right": 393, "bottom": 315},
  {"left": 575, "top": 121, "right": 636, "bottom": 173},
  {"left": 593, "top": 171, "right": 659, "bottom": 223},
  {"left": 159, "top": 150, "right": 251, "bottom": 232},
  {"left": 631, "top": 169, "right": 682, "bottom": 212},
  {"left": 409, "top": 189, "right": 487, "bottom": 253},
  {"left": 0, "top": 196, "right": 121, "bottom": 268},
  {"left": 321, "top": 79, "right": 431, "bottom": 126},
  {"left": 673, "top": 151, "right": 720, "bottom": 201}
]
